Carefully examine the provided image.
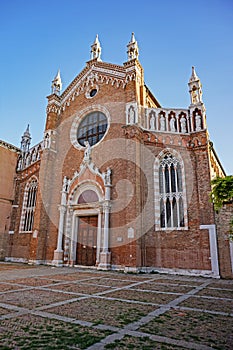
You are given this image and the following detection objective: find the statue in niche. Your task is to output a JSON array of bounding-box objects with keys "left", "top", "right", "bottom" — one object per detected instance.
[
  {"left": 44, "top": 133, "right": 50, "bottom": 149},
  {"left": 84, "top": 140, "right": 91, "bottom": 161},
  {"left": 17, "top": 157, "right": 22, "bottom": 171},
  {"left": 170, "top": 116, "right": 176, "bottom": 132},
  {"left": 62, "top": 176, "right": 68, "bottom": 192},
  {"left": 195, "top": 112, "right": 202, "bottom": 131},
  {"left": 32, "top": 150, "right": 37, "bottom": 162},
  {"left": 191, "top": 88, "right": 198, "bottom": 104},
  {"left": 129, "top": 106, "right": 135, "bottom": 124},
  {"left": 149, "top": 113, "right": 155, "bottom": 130},
  {"left": 180, "top": 115, "right": 187, "bottom": 133},
  {"left": 26, "top": 153, "right": 31, "bottom": 167},
  {"left": 160, "top": 115, "right": 165, "bottom": 131},
  {"left": 37, "top": 149, "right": 41, "bottom": 160}
]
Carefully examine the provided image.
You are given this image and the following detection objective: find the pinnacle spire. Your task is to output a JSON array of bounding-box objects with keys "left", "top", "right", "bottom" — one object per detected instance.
[
  {"left": 127, "top": 32, "right": 139, "bottom": 61},
  {"left": 131, "top": 32, "right": 136, "bottom": 43},
  {"left": 188, "top": 66, "right": 203, "bottom": 105},
  {"left": 51, "top": 69, "right": 62, "bottom": 95},
  {"left": 54, "top": 69, "right": 61, "bottom": 81},
  {"left": 90, "top": 34, "right": 102, "bottom": 61},
  {"left": 94, "top": 34, "right": 99, "bottom": 44},
  {"left": 24, "top": 124, "right": 30, "bottom": 136},
  {"left": 21, "top": 124, "right": 31, "bottom": 152},
  {"left": 189, "top": 66, "right": 198, "bottom": 82}
]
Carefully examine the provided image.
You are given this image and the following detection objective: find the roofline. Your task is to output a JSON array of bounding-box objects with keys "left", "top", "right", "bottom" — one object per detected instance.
[
  {"left": 60, "top": 60, "right": 127, "bottom": 100},
  {"left": 0, "top": 140, "right": 21, "bottom": 153},
  {"left": 144, "top": 84, "right": 161, "bottom": 107},
  {"left": 210, "top": 143, "right": 226, "bottom": 176}
]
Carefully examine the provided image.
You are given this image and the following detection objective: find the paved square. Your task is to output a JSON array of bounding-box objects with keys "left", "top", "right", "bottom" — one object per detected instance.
[{"left": 0, "top": 262, "right": 233, "bottom": 349}]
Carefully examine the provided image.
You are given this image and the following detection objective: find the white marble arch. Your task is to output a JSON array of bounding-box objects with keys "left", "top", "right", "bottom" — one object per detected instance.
[
  {"left": 70, "top": 180, "right": 104, "bottom": 204},
  {"left": 68, "top": 181, "right": 104, "bottom": 266}
]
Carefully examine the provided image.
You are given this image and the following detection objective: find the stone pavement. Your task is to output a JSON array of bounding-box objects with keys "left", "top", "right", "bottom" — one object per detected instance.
[{"left": 0, "top": 262, "right": 232, "bottom": 349}]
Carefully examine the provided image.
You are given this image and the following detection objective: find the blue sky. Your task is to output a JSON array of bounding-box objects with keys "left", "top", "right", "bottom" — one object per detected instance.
[{"left": 0, "top": 0, "right": 232, "bottom": 174}]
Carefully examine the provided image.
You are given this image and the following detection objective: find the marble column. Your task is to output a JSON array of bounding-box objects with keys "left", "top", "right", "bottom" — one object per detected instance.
[
  {"left": 52, "top": 177, "right": 68, "bottom": 266},
  {"left": 98, "top": 169, "right": 112, "bottom": 270}
]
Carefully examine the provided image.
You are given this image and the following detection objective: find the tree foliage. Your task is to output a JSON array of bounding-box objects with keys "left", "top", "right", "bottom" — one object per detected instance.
[
  {"left": 210, "top": 175, "right": 233, "bottom": 241},
  {"left": 210, "top": 176, "right": 233, "bottom": 210}
]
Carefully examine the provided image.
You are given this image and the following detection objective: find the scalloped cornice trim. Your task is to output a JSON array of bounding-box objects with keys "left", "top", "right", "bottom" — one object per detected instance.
[
  {"left": 45, "top": 62, "right": 137, "bottom": 115},
  {"left": 0, "top": 140, "right": 20, "bottom": 153}
]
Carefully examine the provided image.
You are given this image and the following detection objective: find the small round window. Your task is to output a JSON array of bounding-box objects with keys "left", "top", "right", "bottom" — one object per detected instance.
[
  {"left": 90, "top": 89, "right": 97, "bottom": 97},
  {"left": 77, "top": 111, "right": 108, "bottom": 147}
]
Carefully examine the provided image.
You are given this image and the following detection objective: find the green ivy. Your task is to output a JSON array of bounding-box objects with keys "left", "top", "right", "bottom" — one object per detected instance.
[
  {"left": 210, "top": 176, "right": 233, "bottom": 241},
  {"left": 210, "top": 176, "right": 233, "bottom": 210}
]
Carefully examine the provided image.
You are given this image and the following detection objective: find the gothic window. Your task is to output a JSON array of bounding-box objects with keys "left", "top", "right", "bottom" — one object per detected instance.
[
  {"left": 77, "top": 111, "right": 108, "bottom": 147},
  {"left": 20, "top": 178, "right": 38, "bottom": 232},
  {"left": 158, "top": 153, "right": 185, "bottom": 229}
]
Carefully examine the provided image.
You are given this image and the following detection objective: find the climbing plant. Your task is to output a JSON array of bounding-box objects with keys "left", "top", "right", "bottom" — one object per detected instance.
[{"left": 210, "top": 175, "right": 233, "bottom": 240}]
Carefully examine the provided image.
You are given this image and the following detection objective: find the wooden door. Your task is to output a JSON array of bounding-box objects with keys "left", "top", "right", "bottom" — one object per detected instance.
[{"left": 76, "top": 216, "right": 98, "bottom": 266}]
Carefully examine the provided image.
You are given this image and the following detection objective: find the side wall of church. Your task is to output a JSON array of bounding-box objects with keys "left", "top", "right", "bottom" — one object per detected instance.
[
  {"left": 0, "top": 144, "right": 18, "bottom": 260},
  {"left": 118, "top": 129, "right": 215, "bottom": 273},
  {"left": 215, "top": 203, "right": 233, "bottom": 278},
  {"left": 6, "top": 164, "right": 40, "bottom": 262}
]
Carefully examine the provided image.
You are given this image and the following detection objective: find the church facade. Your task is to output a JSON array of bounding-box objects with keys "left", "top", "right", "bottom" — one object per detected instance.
[{"left": 2, "top": 34, "right": 232, "bottom": 278}]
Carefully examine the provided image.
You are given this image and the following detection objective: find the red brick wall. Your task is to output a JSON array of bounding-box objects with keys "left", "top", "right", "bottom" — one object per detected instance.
[
  {"left": 215, "top": 203, "right": 233, "bottom": 278},
  {"left": 6, "top": 60, "right": 226, "bottom": 275}
]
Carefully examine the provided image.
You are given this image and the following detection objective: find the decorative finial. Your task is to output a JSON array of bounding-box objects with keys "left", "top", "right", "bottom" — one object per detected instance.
[
  {"left": 91, "top": 34, "right": 102, "bottom": 61},
  {"left": 127, "top": 32, "right": 139, "bottom": 61},
  {"left": 188, "top": 66, "right": 203, "bottom": 105},
  {"left": 189, "top": 66, "right": 198, "bottom": 82},
  {"left": 51, "top": 69, "right": 62, "bottom": 95},
  {"left": 131, "top": 32, "right": 136, "bottom": 43},
  {"left": 94, "top": 34, "right": 99, "bottom": 43}
]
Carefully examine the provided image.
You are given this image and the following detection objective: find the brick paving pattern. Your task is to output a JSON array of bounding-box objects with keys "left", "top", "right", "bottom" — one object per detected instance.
[{"left": 0, "top": 262, "right": 232, "bottom": 349}]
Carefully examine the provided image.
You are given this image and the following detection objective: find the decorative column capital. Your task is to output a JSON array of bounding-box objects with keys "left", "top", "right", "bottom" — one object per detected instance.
[
  {"left": 58, "top": 205, "right": 67, "bottom": 213},
  {"left": 103, "top": 201, "right": 111, "bottom": 212}
]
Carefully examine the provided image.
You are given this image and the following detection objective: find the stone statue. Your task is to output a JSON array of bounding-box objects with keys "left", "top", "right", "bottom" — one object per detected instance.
[
  {"left": 37, "top": 149, "right": 41, "bottom": 160},
  {"left": 170, "top": 116, "right": 176, "bottom": 132},
  {"left": 44, "top": 133, "right": 50, "bottom": 149},
  {"left": 160, "top": 115, "right": 165, "bottom": 131},
  {"left": 195, "top": 112, "right": 202, "bottom": 131},
  {"left": 84, "top": 141, "right": 91, "bottom": 161},
  {"left": 32, "top": 150, "right": 37, "bottom": 162},
  {"left": 26, "top": 153, "right": 31, "bottom": 167},
  {"left": 129, "top": 106, "right": 135, "bottom": 124},
  {"left": 61, "top": 176, "right": 68, "bottom": 205},
  {"left": 191, "top": 89, "right": 198, "bottom": 104},
  {"left": 62, "top": 176, "right": 68, "bottom": 192},
  {"left": 180, "top": 116, "right": 187, "bottom": 133},
  {"left": 104, "top": 167, "right": 111, "bottom": 185},
  {"left": 149, "top": 114, "right": 155, "bottom": 130},
  {"left": 17, "top": 157, "right": 22, "bottom": 171}
]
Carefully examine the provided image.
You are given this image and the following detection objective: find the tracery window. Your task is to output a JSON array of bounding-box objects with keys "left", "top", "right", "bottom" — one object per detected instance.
[
  {"left": 158, "top": 153, "right": 185, "bottom": 229},
  {"left": 20, "top": 178, "right": 38, "bottom": 232},
  {"left": 77, "top": 111, "right": 108, "bottom": 147}
]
